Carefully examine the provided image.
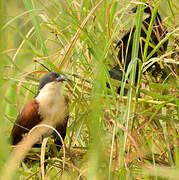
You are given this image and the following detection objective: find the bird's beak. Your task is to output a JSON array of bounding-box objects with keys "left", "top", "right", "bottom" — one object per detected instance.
[
  {"left": 130, "top": 6, "right": 137, "bottom": 13},
  {"left": 56, "top": 75, "right": 69, "bottom": 82}
]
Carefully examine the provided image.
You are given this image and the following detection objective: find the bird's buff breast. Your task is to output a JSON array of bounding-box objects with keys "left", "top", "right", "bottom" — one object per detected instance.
[{"left": 36, "top": 82, "right": 68, "bottom": 128}]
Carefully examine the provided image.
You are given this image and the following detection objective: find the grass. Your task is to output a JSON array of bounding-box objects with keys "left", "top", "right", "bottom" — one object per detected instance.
[{"left": 0, "top": 0, "right": 179, "bottom": 179}]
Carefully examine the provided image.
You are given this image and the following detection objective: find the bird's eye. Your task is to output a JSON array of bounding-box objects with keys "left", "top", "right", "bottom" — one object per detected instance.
[{"left": 50, "top": 75, "right": 55, "bottom": 80}]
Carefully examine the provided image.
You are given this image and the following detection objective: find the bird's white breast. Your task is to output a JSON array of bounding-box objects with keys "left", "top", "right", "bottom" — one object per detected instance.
[{"left": 36, "top": 82, "right": 68, "bottom": 129}]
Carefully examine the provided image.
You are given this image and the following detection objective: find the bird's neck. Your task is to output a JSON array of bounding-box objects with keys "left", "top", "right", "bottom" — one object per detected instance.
[
  {"left": 36, "top": 82, "right": 64, "bottom": 103},
  {"left": 144, "top": 12, "right": 162, "bottom": 26},
  {"left": 35, "top": 82, "right": 67, "bottom": 125}
]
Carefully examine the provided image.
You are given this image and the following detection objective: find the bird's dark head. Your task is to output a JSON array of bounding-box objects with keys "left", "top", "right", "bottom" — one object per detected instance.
[
  {"left": 35, "top": 72, "right": 68, "bottom": 97},
  {"left": 131, "top": 4, "right": 153, "bottom": 14},
  {"left": 131, "top": 4, "right": 162, "bottom": 24}
]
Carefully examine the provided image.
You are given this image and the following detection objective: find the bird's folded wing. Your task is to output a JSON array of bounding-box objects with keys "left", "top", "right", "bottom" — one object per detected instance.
[{"left": 10, "top": 98, "right": 42, "bottom": 145}]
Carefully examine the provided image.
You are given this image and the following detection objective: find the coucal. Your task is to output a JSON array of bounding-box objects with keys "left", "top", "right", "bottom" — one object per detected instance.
[
  {"left": 10, "top": 72, "right": 69, "bottom": 150},
  {"left": 108, "top": 4, "right": 168, "bottom": 94}
]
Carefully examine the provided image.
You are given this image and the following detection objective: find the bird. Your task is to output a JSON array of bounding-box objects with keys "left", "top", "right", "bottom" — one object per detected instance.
[
  {"left": 10, "top": 72, "right": 69, "bottom": 150},
  {"left": 108, "top": 4, "right": 168, "bottom": 94}
]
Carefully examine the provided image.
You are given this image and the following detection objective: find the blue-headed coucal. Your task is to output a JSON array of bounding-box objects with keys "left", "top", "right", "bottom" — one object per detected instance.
[
  {"left": 10, "top": 72, "right": 69, "bottom": 150},
  {"left": 108, "top": 4, "right": 168, "bottom": 94}
]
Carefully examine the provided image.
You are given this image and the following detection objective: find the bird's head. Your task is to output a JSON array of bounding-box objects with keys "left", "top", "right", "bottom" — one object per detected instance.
[
  {"left": 131, "top": 4, "right": 162, "bottom": 24},
  {"left": 35, "top": 72, "right": 68, "bottom": 97}
]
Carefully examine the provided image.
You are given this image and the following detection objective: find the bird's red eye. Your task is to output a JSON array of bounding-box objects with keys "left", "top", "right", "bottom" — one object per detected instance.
[{"left": 50, "top": 75, "right": 55, "bottom": 80}]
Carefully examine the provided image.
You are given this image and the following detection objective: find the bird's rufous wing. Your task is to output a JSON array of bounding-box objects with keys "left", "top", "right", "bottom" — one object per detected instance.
[{"left": 10, "top": 98, "right": 42, "bottom": 145}]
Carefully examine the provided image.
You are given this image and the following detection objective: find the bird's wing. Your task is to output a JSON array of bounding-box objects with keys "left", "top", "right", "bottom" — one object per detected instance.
[
  {"left": 10, "top": 98, "right": 42, "bottom": 145},
  {"left": 109, "top": 65, "right": 123, "bottom": 81},
  {"left": 115, "top": 28, "right": 135, "bottom": 50},
  {"left": 53, "top": 116, "right": 69, "bottom": 150}
]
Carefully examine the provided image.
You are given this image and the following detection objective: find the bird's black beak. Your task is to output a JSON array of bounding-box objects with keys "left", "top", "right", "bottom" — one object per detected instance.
[
  {"left": 56, "top": 75, "right": 69, "bottom": 82},
  {"left": 130, "top": 6, "right": 137, "bottom": 13}
]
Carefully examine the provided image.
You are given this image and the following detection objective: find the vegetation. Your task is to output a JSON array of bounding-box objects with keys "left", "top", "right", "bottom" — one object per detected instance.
[{"left": 0, "top": 0, "right": 179, "bottom": 179}]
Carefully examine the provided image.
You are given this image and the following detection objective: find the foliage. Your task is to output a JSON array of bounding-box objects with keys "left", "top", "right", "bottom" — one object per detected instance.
[{"left": 0, "top": 0, "right": 179, "bottom": 179}]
